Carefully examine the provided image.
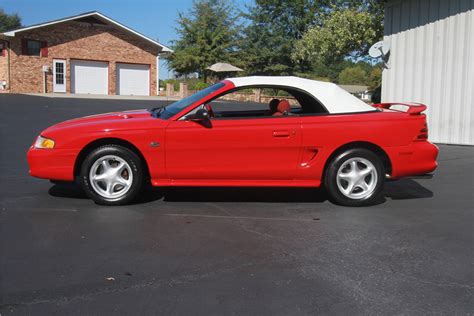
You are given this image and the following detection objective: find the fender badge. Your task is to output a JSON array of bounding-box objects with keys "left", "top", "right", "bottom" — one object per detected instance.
[{"left": 150, "top": 141, "right": 160, "bottom": 147}]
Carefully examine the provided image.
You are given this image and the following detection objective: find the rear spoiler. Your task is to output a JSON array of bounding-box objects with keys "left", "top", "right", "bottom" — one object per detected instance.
[{"left": 373, "top": 102, "right": 427, "bottom": 115}]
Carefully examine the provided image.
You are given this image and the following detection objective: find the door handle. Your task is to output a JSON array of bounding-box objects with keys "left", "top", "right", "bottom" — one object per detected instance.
[{"left": 273, "top": 130, "right": 290, "bottom": 137}]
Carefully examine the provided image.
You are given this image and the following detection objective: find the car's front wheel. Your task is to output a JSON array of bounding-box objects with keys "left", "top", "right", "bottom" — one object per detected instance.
[
  {"left": 324, "top": 148, "right": 385, "bottom": 206},
  {"left": 80, "top": 145, "right": 143, "bottom": 205}
]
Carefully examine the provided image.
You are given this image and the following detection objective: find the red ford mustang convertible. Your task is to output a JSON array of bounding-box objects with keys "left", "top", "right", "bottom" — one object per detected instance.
[{"left": 27, "top": 76, "right": 438, "bottom": 206}]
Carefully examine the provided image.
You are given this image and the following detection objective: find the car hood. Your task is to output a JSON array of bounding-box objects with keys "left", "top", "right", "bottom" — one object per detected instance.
[{"left": 42, "top": 109, "right": 165, "bottom": 134}]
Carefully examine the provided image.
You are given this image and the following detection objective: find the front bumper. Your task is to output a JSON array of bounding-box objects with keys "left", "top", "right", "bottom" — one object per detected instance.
[
  {"left": 386, "top": 141, "right": 439, "bottom": 179},
  {"left": 27, "top": 147, "right": 77, "bottom": 181}
]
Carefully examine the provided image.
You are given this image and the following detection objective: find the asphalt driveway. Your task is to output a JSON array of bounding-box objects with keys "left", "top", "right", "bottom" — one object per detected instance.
[{"left": 0, "top": 94, "right": 473, "bottom": 315}]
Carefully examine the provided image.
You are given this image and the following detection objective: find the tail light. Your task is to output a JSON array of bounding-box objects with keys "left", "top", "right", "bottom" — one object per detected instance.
[{"left": 415, "top": 122, "right": 429, "bottom": 141}]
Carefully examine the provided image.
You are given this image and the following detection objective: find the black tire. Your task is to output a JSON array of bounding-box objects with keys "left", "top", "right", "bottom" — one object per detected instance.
[
  {"left": 324, "top": 148, "right": 385, "bottom": 207},
  {"left": 80, "top": 145, "right": 143, "bottom": 205}
]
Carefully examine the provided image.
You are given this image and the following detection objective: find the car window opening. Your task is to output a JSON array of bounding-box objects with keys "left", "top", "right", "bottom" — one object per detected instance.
[
  {"left": 204, "top": 86, "right": 328, "bottom": 120},
  {"left": 155, "top": 82, "right": 329, "bottom": 121}
]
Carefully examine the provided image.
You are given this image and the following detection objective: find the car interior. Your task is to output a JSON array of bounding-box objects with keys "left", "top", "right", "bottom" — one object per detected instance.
[{"left": 184, "top": 86, "right": 328, "bottom": 120}]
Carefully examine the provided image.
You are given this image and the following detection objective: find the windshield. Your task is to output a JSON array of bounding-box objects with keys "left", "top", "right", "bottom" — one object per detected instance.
[{"left": 152, "top": 82, "right": 225, "bottom": 119}]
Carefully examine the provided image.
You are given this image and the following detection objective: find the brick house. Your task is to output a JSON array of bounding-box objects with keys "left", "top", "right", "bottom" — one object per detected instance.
[{"left": 0, "top": 11, "right": 171, "bottom": 95}]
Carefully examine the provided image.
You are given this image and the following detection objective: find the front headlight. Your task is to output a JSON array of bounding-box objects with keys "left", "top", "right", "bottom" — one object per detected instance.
[{"left": 34, "top": 136, "right": 55, "bottom": 149}]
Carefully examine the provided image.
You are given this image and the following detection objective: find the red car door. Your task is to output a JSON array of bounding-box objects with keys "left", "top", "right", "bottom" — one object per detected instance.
[{"left": 165, "top": 117, "right": 302, "bottom": 180}]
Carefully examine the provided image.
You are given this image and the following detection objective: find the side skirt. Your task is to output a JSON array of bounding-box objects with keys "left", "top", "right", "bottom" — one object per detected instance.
[{"left": 151, "top": 179, "right": 321, "bottom": 188}]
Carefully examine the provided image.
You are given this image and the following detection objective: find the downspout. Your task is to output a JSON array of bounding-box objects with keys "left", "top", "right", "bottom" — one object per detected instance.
[
  {"left": 7, "top": 40, "right": 10, "bottom": 92},
  {"left": 2, "top": 39, "right": 12, "bottom": 92},
  {"left": 156, "top": 54, "right": 160, "bottom": 95}
]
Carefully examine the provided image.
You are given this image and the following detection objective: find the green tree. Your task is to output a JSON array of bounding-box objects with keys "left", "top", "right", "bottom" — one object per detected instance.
[
  {"left": 367, "top": 67, "right": 382, "bottom": 90},
  {"left": 0, "top": 9, "right": 21, "bottom": 32},
  {"left": 292, "top": 1, "right": 383, "bottom": 65},
  {"left": 311, "top": 59, "right": 354, "bottom": 82},
  {"left": 355, "top": 60, "right": 376, "bottom": 74},
  {"left": 240, "top": 0, "right": 331, "bottom": 75},
  {"left": 338, "top": 66, "right": 368, "bottom": 85},
  {"left": 166, "top": 0, "right": 240, "bottom": 81}
]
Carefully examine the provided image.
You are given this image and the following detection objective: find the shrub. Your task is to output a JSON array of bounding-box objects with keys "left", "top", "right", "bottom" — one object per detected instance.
[{"left": 193, "top": 81, "right": 209, "bottom": 90}]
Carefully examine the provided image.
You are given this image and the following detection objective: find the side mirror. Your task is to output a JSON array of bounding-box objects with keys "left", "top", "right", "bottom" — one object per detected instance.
[{"left": 188, "top": 108, "right": 210, "bottom": 121}]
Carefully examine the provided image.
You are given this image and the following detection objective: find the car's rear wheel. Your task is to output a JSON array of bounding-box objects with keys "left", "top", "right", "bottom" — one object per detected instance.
[
  {"left": 324, "top": 148, "right": 384, "bottom": 206},
  {"left": 80, "top": 145, "right": 143, "bottom": 205}
]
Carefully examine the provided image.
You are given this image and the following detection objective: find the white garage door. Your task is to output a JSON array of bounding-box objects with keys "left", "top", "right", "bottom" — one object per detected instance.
[
  {"left": 71, "top": 60, "right": 108, "bottom": 95},
  {"left": 116, "top": 63, "right": 150, "bottom": 96}
]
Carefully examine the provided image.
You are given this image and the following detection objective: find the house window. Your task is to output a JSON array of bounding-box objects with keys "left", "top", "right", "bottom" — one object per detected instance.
[
  {"left": 26, "top": 40, "right": 41, "bottom": 56},
  {"left": 21, "top": 39, "right": 47, "bottom": 57},
  {"left": 0, "top": 42, "right": 4, "bottom": 57}
]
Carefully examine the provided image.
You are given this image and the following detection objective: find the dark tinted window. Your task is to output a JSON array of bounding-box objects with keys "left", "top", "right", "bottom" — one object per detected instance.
[{"left": 27, "top": 40, "right": 41, "bottom": 56}]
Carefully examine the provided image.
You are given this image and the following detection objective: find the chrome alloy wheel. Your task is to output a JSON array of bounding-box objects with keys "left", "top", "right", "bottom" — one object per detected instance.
[
  {"left": 336, "top": 157, "right": 378, "bottom": 200},
  {"left": 89, "top": 155, "right": 133, "bottom": 199}
]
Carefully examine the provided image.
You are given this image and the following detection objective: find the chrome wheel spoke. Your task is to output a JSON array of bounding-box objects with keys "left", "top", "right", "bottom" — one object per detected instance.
[
  {"left": 337, "top": 171, "right": 352, "bottom": 181},
  {"left": 102, "top": 159, "right": 112, "bottom": 171},
  {"left": 113, "top": 175, "right": 129, "bottom": 188},
  {"left": 350, "top": 160, "right": 358, "bottom": 172},
  {"left": 114, "top": 161, "right": 125, "bottom": 173},
  {"left": 344, "top": 180, "right": 356, "bottom": 195},
  {"left": 106, "top": 180, "right": 115, "bottom": 194},
  {"left": 92, "top": 173, "right": 107, "bottom": 182},
  {"left": 359, "top": 167, "right": 372, "bottom": 178},
  {"left": 357, "top": 180, "right": 370, "bottom": 191}
]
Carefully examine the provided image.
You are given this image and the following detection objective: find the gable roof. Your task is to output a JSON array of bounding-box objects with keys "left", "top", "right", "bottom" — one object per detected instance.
[
  {"left": 1, "top": 11, "right": 172, "bottom": 53},
  {"left": 227, "top": 76, "right": 374, "bottom": 114}
]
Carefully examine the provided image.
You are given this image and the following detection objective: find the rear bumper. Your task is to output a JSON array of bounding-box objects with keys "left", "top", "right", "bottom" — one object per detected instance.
[
  {"left": 27, "top": 147, "right": 77, "bottom": 181},
  {"left": 386, "top": 141, "right": 439, "bottom": 179}
]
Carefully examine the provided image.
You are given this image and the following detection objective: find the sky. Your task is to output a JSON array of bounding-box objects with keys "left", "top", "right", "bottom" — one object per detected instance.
[{"left": 1, "top": 0, "right": 254, "bottom": 79}]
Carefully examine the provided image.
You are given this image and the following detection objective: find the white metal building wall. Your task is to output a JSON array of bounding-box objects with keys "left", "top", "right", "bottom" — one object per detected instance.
[{"left": 382, "top": 0, "right": 473, "bottom": 145}]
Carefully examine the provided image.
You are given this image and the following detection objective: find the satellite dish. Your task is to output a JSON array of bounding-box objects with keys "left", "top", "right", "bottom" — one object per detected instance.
[
  {"left": 369, "top": 41, "right": 390, "bottom": 69},
  {"left": 369, "top": 41, "right": 390, "bottom": 58}
]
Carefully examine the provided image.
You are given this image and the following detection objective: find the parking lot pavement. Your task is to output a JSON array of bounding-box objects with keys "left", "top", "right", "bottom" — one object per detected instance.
[{"left": 0, "top": 94, "right": 473, "bottom": 315}]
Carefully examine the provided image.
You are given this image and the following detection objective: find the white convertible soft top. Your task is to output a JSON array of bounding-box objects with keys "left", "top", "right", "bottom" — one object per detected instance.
[{"left": 227, "top": 76, "right": 374, "bottom": 114}]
